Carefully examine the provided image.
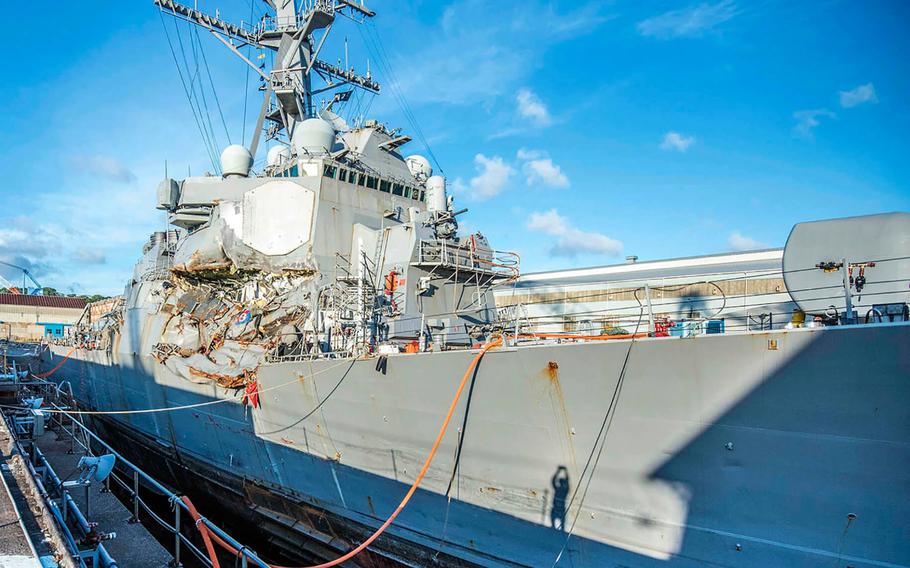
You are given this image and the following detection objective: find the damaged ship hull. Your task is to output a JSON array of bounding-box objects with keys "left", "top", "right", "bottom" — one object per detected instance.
[{"left": 45, "top": 322, "right": 910, "bottom": 567}]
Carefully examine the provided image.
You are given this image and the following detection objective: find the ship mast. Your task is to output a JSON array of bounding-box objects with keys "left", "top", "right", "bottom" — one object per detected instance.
[{"left": 154, "top": 0, "right": 380, "bottom": 156}]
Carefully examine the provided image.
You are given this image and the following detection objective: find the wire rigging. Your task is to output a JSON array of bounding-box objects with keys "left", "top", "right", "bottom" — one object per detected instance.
[
  {"left": 186, "top": 22, "right": 222, "bottom": 165},
  {"left": 194, "top": 26, "right": 232, "bottom": 145},
  {"left": 242, "top": 0, "right": 256, "bottom": 145},
  {"left": 157, "top": 8, "right": 219, "bottom": 172},
  {"left": 358, "top": 22, "right": 442, "bottom": 172}
]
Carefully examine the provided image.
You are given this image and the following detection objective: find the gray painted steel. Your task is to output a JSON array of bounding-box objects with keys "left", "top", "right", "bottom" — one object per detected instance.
[
  {"left": 47, "top": 322, "right": 910, "bottom": 567},
  {"left": 783, "top": 212, "right": 910, "bottom": 316}
]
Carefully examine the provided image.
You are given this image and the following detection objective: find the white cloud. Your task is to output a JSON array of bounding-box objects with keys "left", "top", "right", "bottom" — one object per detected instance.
[
  {"left": 793, "top": 108, "right": 835, "bottom": 138},
  {"left": 839, "top": 83, "right": 878, "bottom": 108},
  {"left": 516, "top": 89, "right": 552, "bottom": 127},
  {"left": 637, "top": 1, "right": 737, "bottom": 39},
  {"left": 660, "top": 131, "right": 696, "bottom": 152},
  {"left": 517, "top": 149, "right": 569, "bottom": 188},
  {"left": 0, "top": 171, "right": 162, "bottom": 294},
  {"left": 73, "top": 249, "right": 107, "bottom": 265},
  {"left": 527, "top": 209, "right": 622, "bottom": 258},
  {"left": 452, "top": 153, "right": 514, "bottom": 201},
  {"left": 72, "top": 154, "right": 137, "bottom": 183},
  {"left": 728, "top": 231, "right": 766, "bottom": 251}
]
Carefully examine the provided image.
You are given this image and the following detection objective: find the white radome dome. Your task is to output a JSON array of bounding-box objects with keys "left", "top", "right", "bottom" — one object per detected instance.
[
  {"left": 292, "top": 118, "right": 336, "bottom": 155},
  {"left": 220, "top": 144, "right": 253, "bottom": 178},
  {"left": 267, "top": 145, "right": 292, "bottom": 168},
  {"left": 405, "top": 155, "right": 432, "bottom": 180}
]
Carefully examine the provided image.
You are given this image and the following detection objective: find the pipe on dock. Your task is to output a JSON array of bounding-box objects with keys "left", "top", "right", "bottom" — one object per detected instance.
[{"left": 32, "top": 445, "right": 117, "bottom": 567}]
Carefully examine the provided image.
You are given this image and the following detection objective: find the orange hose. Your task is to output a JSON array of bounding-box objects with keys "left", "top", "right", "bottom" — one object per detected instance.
[
  {"left": 181, "top": 496, "right": 222, "bottom": 568},
  {"left": 185, "top": 338, "right": 503, "bottom": 568},
  {"left": 35, "top": 347, "right": 77, "bottom": 378}
]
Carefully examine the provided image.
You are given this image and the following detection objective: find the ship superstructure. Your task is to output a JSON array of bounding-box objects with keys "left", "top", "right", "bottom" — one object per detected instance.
[
  {"left": 37, "top": 2, "right": 910, "bottom": 567},
  {"left": 136, "top": 0, "right": 519, "bottom": 385}
]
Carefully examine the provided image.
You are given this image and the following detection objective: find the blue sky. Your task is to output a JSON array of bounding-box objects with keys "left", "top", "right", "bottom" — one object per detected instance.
[{"left": 0, "top": 0, "right": 908, "bottom": 295}]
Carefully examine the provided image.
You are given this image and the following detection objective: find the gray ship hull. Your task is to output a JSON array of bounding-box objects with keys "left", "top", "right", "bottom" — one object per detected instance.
[{"left": 46, "top": 323, "right": 910, "bottom": 567}]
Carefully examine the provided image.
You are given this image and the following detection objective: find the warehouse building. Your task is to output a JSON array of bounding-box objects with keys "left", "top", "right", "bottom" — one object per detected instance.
[{"left": 0, "top": 294, "right": 87, "bottom": 341}]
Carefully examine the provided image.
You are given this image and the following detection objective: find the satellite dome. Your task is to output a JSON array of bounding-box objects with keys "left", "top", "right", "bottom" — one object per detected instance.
[
  {"left": 220, "top": 144, "right": 253, "bottom": 178},
  {"left": 405, "top": 155, "right": 432, "bottom": 180},
  {"left": 292, "top": 118, "right": 336, "bottom": 155},
  {"left": 267, "top": 145, "right": 292, "bottom": 168}
]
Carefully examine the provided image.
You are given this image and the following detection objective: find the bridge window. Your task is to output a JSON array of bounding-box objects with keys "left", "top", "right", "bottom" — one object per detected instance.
[
  {"left": 323, "top": 164, "right": 337, "bottom": 178},
  {"left": 367, "top": 176, "right": 379, "bottom": 190},
  {"left": 402, "top": 186, "right": 411, "bottom": 198},
  {"left": 419, "top": 190, "right": 425, "bottom": 202},
  {"left": 338, "top": 169, "right": 348, "bottom": 182},
  {"left": 381, "top": 180, "right": 393, "bottom": 193},
  {"left": 391, "top": 182, "right": 403, "bottom": 196},
  {"left": 357, "top": 173, "right": 366, "bottom": 186}
]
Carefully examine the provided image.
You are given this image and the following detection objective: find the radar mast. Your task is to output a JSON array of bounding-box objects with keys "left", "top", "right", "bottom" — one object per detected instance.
[{"left": 154, "top": 0, "right": 380, "bottom": 156}]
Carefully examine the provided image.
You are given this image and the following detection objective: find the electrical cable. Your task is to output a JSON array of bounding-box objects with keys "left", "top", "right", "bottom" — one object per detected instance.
[
  {"left": 549, "top": 306, "right": 645, "bottom": 566},
  {"left": 257, "top": 355, "right": 360, "bottom": 435}
]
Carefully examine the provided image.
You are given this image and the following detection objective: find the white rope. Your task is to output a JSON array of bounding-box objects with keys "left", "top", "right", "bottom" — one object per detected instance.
[{"left": 3, "top": 358, "right": 356, "bottom": 416}]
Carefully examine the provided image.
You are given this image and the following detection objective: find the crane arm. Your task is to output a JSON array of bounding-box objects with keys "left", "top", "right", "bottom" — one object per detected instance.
[{"left": 0, "top": 260, "right": 43, "bottom": 293}]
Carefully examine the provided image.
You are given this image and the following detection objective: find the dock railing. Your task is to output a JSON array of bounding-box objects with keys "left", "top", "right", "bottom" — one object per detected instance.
[{"left": 20, "top": 379, "right": 274, "bottom": 568}]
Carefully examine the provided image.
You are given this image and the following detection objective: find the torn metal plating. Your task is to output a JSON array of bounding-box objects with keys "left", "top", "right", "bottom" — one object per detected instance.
[{"left": 150, "top": 267, "right": 317, "bottom": 389}]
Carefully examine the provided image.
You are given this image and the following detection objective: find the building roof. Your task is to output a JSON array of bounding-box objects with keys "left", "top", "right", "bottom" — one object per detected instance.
[
  {"left": 507, "top": 249, "right": 784, "bottom": 290},
  {"left": 0, "top": 294, "right": 88, "bottom": 310}
]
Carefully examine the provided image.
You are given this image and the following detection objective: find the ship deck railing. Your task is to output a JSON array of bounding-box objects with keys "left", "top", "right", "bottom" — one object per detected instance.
[{"left": 413, "top": 239, "right": 520, "bottom": 282}]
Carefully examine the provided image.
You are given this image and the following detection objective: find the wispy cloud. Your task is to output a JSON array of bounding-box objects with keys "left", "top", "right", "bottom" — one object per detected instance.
[
  {"left": 728, "top": 230, "right": 766, "bottom": 251},
  {"left": 660, "top": 131, "right": 696, "bottom": 152},
  {"left": 73, "top": 249, "right": 107, "bottom": 265},
  {"left": 516, "top": 89, "right": 552, "bottom": 127},
  {"left": 527, "top": 209, "right": 622, "bottom": 258},
  {"left": 793, "top": 108, "right": 835, "bottom": 138},
  {"left": 71, "top": 154, "right": 137, "bottom": 184},
  {"left": 637, "top": 1, "right": 737, "bottom": 39},
  {"left": 839, "top": 83, "right": 878, "bottom": 108},
  {"left": 517, "top": 149, "right": 569, "bottom": 188},
  {"left": 452, "top": 153, "right": 514, "bottom": 201},
  {"left": 391, "top": 0, "right": 611, "bottom": 105}
]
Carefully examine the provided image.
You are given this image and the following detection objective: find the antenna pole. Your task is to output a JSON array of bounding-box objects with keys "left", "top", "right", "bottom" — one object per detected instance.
[{"left": 154, "top": 0, "right": 378, "bottom": 145}]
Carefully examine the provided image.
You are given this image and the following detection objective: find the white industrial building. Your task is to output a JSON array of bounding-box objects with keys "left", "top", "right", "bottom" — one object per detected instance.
[{"left": 494, "top": 249, "right": 793, "bottom": 336}]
